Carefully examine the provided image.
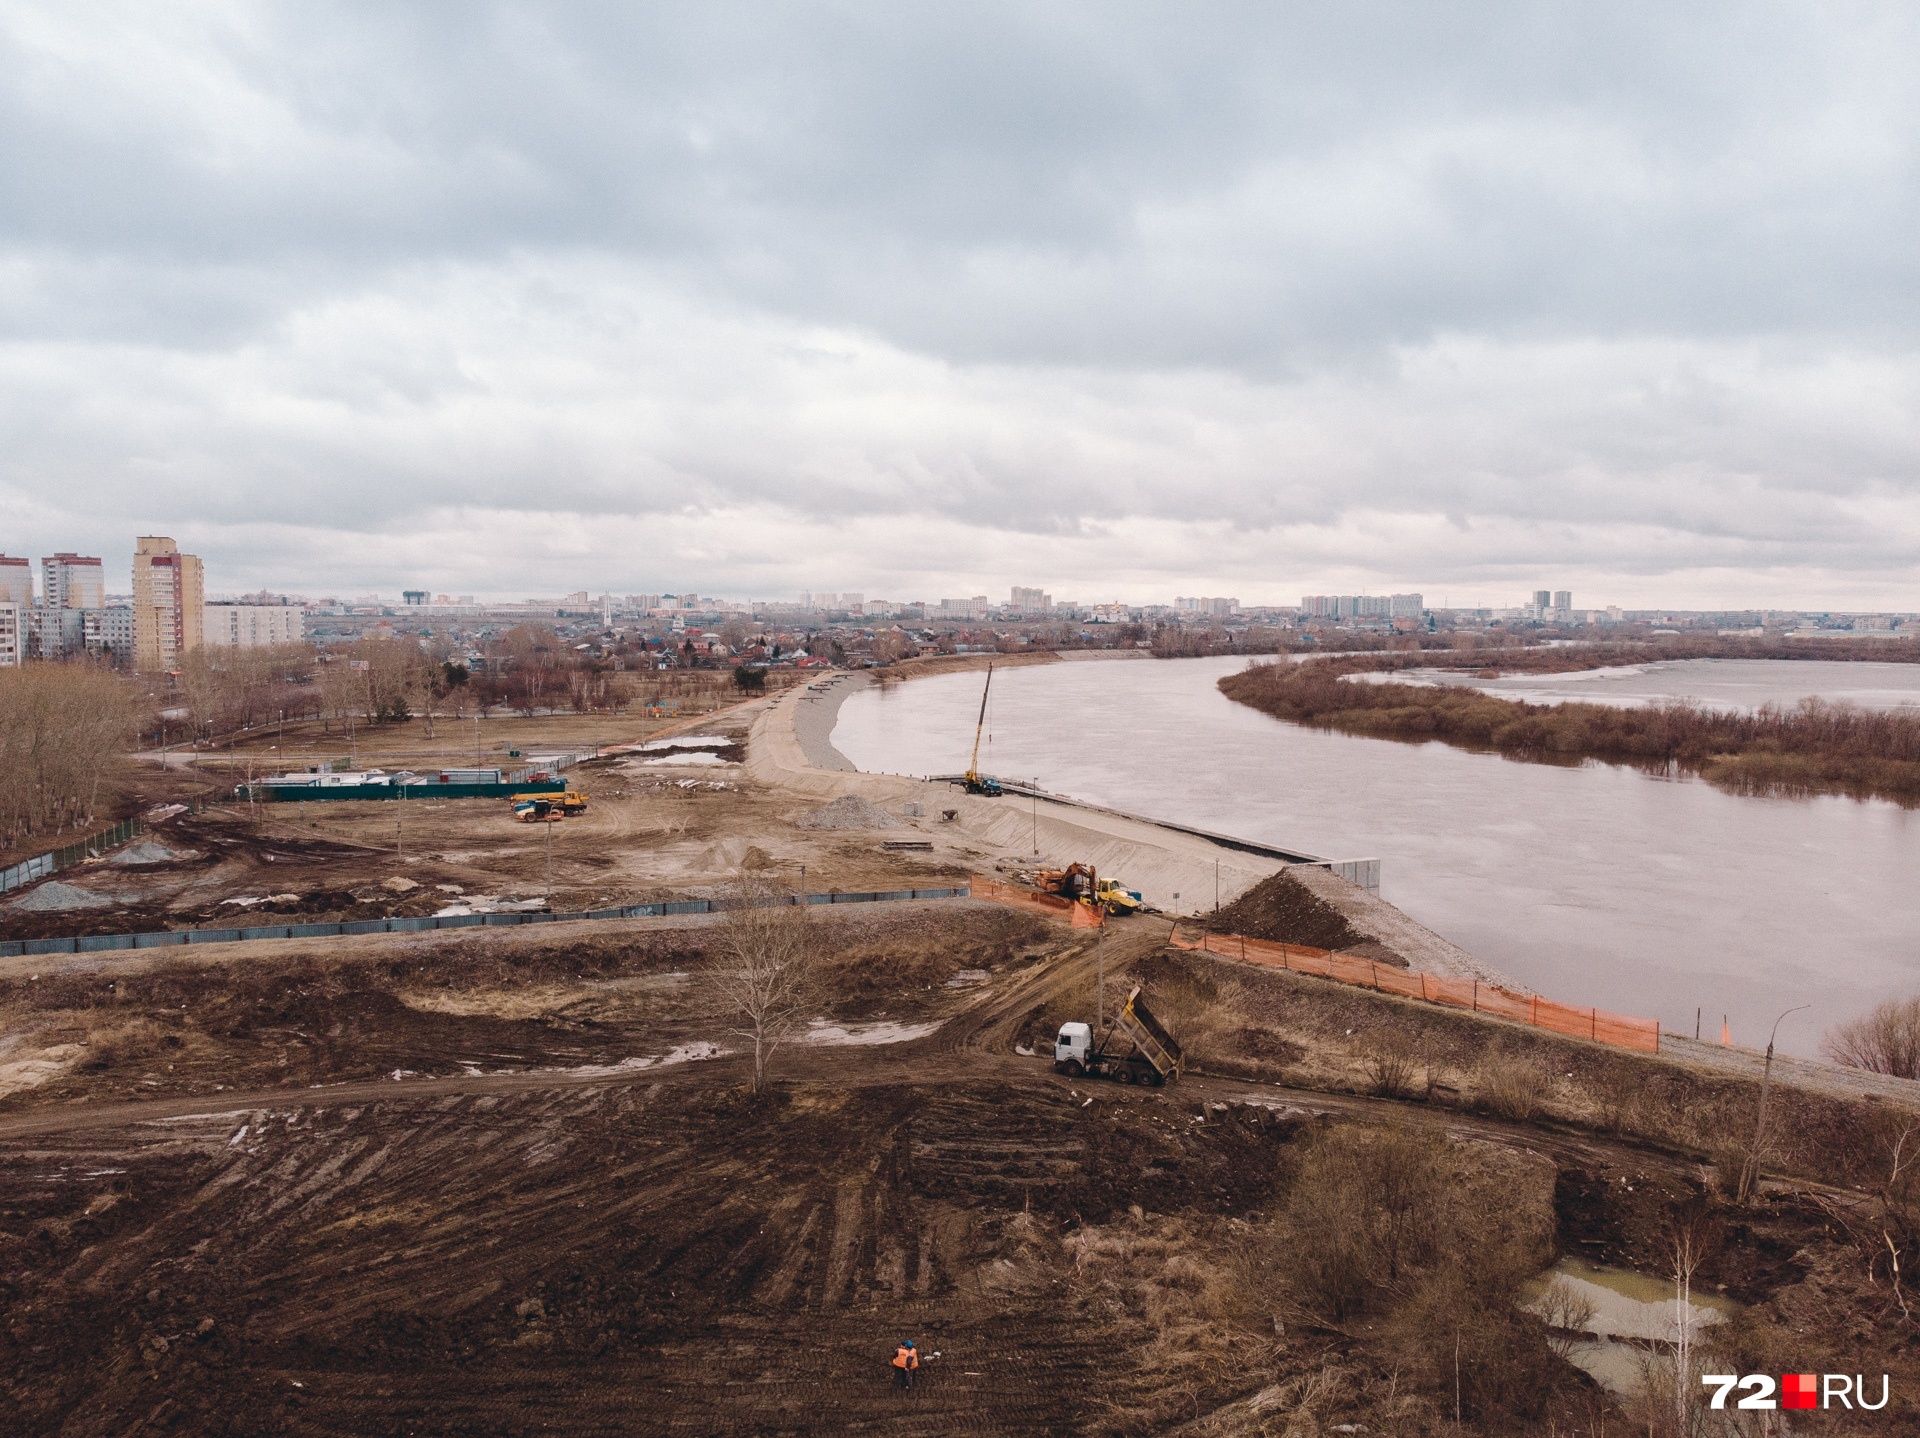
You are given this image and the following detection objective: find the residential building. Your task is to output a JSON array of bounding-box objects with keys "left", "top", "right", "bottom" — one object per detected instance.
[
  {"left": 0, "top": 555, "right": 31, "bottom": 605},
  {"left": 42, "top": 553, "right": 105, "bottom": 610},
  {"left": 27, "top": 605, "right": 83, "bottom": 658},
  {"left": 1300, "top": 593, "right": 1421, "bottom": 621},
  {"left": 95, "top": 606, "right": 135, "bottom": 660},
  {"left": 1532, "top": 590, "right": 1552, "bottom": 609},
  {"left": 203, "top": 602, "right": 306, "bottom": 649},
  {"left": 1552, "top": 590, "right": 1572, "bottom": 611},
  {"left": 0, "top": 602, "right": 19, "bottom": 666},
  {"left": 1010, "top": 586, "right": 1052, "bottom": 613},
  {"left": 132, "top": 536, "right": 205, "bottom": 670}
]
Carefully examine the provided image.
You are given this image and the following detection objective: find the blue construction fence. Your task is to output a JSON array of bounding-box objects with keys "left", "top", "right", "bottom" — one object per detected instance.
[{"left": 0, "top": 885, "right": 975, "bottom": 959}]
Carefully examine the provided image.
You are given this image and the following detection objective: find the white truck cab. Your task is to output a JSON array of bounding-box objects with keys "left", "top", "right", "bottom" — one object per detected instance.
[{"left": 1054, "top": 1022, "right": 1093, "bottom": 1072}]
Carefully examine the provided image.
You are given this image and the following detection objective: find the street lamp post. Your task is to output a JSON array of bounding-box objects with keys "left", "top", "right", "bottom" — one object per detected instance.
[{"left": 1739, "top": 1003, "right": 1810, "bottom": 1204}]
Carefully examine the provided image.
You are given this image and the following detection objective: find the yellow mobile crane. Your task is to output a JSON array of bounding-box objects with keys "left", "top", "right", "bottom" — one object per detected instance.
[{"left": 959, "top": 664, "right": 1003, "bottom": 796}]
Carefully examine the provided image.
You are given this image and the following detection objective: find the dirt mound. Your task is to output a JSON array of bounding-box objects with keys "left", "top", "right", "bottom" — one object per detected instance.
[
  {"left": 9, "top": 881, "right": 117, "bottom": 912},
  {"left": 1207, "top": 868, "right": 1364, "bottom": 951},
  {"left": 794, "top": 795, "right": 903, "bottom": 830},
  {"left": 110, "top": 841, "right": 199, "bottom": 866}
]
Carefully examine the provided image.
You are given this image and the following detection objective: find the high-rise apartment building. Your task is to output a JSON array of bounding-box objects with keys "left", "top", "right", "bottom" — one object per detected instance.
[
  {"left": 132, "top": 536, "right": 204, "bottom": 670},
  {"left": 1552, "top": 590, "right": 1572, "bottom": 611},
  {"left": 42, "top": 553, "right": 104, "bottom": 610},
  {"left": 0, "top": 555, "right": 31, "bottom": 606},
  {"left": 1011, "top": 586, "right": 1053, "bottom": 612},
  {"left": 1532, "top": 590, "right": 1552, "bottom": 609},
  {"left": 0, "top": 602, "right": 20, "bottom": 666}
]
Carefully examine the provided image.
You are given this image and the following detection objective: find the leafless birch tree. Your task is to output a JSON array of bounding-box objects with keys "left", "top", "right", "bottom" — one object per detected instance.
[{"left": 703, "top": 878, "right": 822, "bottom": 1094}]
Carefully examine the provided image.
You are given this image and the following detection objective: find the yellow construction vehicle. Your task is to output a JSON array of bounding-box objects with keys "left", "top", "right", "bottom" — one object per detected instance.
[
  {"left": 512, "top": 791, "right": 588, "bottom": 814},
  {"left": 958, "top": 665, "right": 1003, "bottom": 796},
  {"left": 1093, "top": 877, "right": 1144, "bottom": 916},
  {"left": 1035, "top": 863, "right": 1143, "bottom": 916}
]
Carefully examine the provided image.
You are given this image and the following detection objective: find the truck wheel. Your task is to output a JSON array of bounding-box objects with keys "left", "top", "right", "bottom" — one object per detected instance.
[
  {"left": 1062, "top": 1060, "right": 1083, "bottom": 1078},
  {"left": 1118, "top": 1067, "right": 1134, "bottom": 1085}
]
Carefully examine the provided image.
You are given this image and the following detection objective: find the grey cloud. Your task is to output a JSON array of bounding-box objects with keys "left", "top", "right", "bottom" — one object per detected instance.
[{"left": 1, "top": 4, "right": 1919, "bottom": 603}]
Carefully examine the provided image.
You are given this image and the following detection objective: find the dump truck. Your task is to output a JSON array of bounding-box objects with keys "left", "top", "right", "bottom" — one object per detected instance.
[{"left": 1053, "top": 986, "right": 1184, "bottom": 1086}]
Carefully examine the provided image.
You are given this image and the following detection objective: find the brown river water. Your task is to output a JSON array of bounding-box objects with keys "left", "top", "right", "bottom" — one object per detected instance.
[{"left": 832, "top": 656, "right": 1920, "bottom": 1057}]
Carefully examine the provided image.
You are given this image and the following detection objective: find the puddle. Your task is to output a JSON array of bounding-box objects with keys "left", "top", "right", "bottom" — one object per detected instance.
[
  {"left": 1524, "top": 1257, "right": 1739, "bottom": 1396},
  {"left": 798, "top": 1019, "right": 941, "bottom": 1046}
]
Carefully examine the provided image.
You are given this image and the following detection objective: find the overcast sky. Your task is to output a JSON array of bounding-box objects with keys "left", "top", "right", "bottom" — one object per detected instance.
[{"left": 3, "top": 4, "right": 1918, "bottom": 609}]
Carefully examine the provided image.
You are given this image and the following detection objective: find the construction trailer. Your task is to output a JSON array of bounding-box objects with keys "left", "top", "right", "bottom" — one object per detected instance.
[{"left": 1053, "top": 986, "right": 1184, "bottom": 1086}]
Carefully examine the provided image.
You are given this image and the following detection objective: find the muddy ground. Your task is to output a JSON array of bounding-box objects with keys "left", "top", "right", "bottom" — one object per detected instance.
[
  {"left": 2, "top": 704, "right": 1918, "bottom": 1434},
  {"left": 2, "top": 905, "right": 1916, "bottom": 1435},
  {"left": 3, "top": 707, "right": 974, "bottom": 944}
]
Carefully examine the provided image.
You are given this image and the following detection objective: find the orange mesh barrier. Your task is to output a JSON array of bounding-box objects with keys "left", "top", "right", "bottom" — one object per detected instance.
[
  {"left": 970, "top": 877, "right": 1075, "bottom": 917},
  {"left": 1163, "top": 924, "right": 1658, "bottom": 1054}
]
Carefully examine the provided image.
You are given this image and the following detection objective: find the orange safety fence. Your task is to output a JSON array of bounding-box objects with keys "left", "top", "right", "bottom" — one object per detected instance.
[
  {"left": 1165, "top": 925, "right": 1659, "bottom": 1054},
  {"left": 970, "top": 876, "right": 1077, "bottom": 918}
]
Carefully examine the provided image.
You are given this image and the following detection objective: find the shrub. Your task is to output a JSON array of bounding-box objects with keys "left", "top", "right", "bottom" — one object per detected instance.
[
  {"left": 1358, "top": 1030, "right": 1419, "bottom": 1099},
  {"left": 1474, "top": 1052, "right": 1550, "bottom": 1121},
  {"left": 1278, "top": 1127, "right": 1444, "bottom": 1320},
  {"left": 1825, "top": 996, "right": 1920, "bottom": 1079}
]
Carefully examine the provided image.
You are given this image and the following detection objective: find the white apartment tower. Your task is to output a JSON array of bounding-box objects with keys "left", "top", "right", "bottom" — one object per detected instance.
[
  {"left": 42, "top": 553, "right": 105, "bottom": 610},
  {"left": 0, "top": 555, "right": 31, "bottom": 606}
]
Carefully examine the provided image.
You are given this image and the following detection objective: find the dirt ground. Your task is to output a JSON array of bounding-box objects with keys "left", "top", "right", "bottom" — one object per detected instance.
[
  {"left": 3, "top": 694, "right": 1919, "bottom": 1434},
  {"left": 3, "top": 708, "right": 971, "bottom": 944},
  {"left": 2, "top": 903, "right": 1916, "bottom": 1435}
]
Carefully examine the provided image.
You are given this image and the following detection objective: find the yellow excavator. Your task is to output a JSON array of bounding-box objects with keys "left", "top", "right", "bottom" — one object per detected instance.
[
  {"left": 959, "top": 664, "right": 1003, "bottom": 796},
  {"left": 1035, "top": 862, "right": 1143, "bottom": 916}
]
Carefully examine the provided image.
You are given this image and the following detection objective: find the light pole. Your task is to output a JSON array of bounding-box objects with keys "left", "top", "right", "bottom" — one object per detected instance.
[{"left": 1738, "top": 1003, "right": 1809, "bottom": 1203}]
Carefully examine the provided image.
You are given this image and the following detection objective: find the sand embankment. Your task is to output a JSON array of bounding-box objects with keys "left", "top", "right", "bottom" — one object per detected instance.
[{"left": 749, "top": 663, "right": 1512, "bottom": 984}]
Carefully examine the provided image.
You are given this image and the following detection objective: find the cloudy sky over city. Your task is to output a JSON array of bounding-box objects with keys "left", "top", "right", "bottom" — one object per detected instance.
[{"left": 3, "top": 3, "right": 1919, "bottom": 607}]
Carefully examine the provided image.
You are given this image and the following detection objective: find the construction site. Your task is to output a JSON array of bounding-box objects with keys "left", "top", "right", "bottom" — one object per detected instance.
[{"left": 2, "top": 655, "right": 1917, "bottom": 1435}]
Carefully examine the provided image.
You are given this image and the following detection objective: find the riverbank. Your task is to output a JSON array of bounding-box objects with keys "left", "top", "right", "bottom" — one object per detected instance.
[
  {"left": 751, "top": 664, "right": 1517, "bottom": 984},
  {"left": 1221, "top": 655, "right": 1920, "bottom": 806}
]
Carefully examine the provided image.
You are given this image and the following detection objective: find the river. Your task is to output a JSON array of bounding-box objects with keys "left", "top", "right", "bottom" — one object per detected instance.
[{"left": 831, "top": 656, "right": 1920, "bottom": 1056}]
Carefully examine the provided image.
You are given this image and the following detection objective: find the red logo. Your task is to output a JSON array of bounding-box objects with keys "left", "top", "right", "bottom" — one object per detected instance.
[{"left": 1782, "top": 1374, "right": 1818, "bottom": 1410}]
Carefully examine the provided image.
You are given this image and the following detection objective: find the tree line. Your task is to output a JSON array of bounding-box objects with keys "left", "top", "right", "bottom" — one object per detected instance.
[
  {"left": 1219, "top": 655, "right": 1920, "bottom": 805},
  {"left": 0, "top": 663, "right": 141, "bottom": 847}
]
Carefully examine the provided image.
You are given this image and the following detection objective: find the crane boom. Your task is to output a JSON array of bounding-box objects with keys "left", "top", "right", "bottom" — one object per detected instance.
[
  {"left": 957, "top": 665, "right": 1002, "bottom": 795},
  {"left": 966, "top": 664, "right": 993, "bottom": 781}
]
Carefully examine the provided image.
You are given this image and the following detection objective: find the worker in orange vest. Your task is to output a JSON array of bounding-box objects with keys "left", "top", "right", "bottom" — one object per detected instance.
[{"left": 892, "top": 1339, "right": 920, "bottom": 1391}]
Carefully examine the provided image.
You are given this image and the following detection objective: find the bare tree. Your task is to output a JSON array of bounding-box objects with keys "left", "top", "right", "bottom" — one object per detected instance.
[
  {"left": 1661, "top": 1205, "right": 1718, "bottom": 1436},
  {"left": 703, "top": 878, "right": 822, "bottom": 1094},
  {"left": 0, "top": 663, "right": 141, "bottom": 843},
  {"left": 1827, "top": 996, "right": 1920, "bottom": 1079}
]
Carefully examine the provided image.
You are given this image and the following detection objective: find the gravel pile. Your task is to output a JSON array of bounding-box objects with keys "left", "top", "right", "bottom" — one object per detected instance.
[
  {"left": 10, "top": 881, "right": 118, "bottom": 912},
  {"left": 793, "top": 795, "right": 904, "bottom": 830},
  {"left": 111, "top": 841, "right": 197, "bottom": 866}
]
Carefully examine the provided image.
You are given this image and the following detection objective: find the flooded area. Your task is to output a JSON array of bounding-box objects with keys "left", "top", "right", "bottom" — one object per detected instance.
[
  {"left": 1525, "top": 1258, "right": 1737, "bottom": 1396},
  {"left": 832, "top": 657, "right": 1920, "bottom": 1054},
  {"left": 1376, "top": 656, "right": 1920, "bottom": 713}
]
